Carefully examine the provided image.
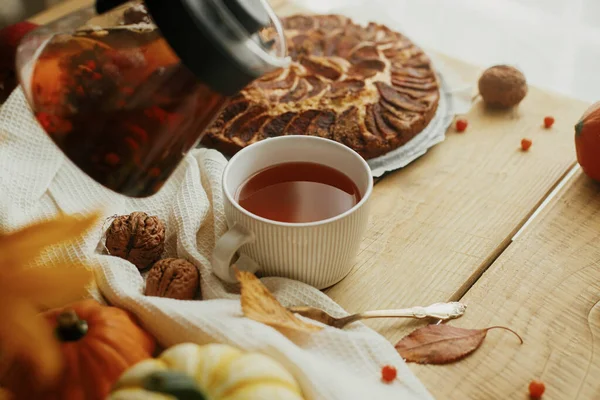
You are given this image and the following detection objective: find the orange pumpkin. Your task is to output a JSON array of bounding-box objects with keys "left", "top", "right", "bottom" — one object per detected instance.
[
  {"left": 575, "top": 101, "right": 600, "bottom": 182},
  {"left": 1, "top": 299, "right": 155, "bottom": 400}
]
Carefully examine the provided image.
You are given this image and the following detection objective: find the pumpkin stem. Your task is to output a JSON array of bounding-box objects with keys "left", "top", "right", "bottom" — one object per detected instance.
[
  {"left": 143, "top": 371, "right": 207, "bottom": 400},
  {"left": 55, "top": 309, "right": 88, "bottom": 342},
  {"left": 575, "top": 119, "right": 585, "bottom": 137}
]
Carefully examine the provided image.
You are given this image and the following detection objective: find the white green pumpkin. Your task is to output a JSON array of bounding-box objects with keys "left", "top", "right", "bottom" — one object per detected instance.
[{"left": 109, "top": 343, "right": 305, "bottom": 400}]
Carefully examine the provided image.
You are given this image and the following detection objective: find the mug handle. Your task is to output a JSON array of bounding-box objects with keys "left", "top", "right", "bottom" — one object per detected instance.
[{"left": 212, "top": 223, "right": 260, "bottom": 283}]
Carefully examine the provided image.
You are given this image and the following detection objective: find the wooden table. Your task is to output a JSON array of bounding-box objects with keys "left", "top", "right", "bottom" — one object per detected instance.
[{"left": 27, "top": 1, "right": 599, "bottom": 399}]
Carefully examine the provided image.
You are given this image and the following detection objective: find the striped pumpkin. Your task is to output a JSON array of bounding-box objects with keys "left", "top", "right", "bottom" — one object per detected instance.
[{"left": 109, "top": 343, "right": 304, "bottom": 400}]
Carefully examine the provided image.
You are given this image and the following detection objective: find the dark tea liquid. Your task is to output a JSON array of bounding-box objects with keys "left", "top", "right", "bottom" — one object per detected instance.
[
  {"left": 29, "top": 27, "right": 227, "bottom": 197},
  {"left": 236, "top": 162, "right": 361, "bottom": 223}
]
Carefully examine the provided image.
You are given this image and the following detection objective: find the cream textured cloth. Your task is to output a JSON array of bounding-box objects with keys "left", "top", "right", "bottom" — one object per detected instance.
[{"left": 0, "top": 88, "right": 434, "bottom": 400}]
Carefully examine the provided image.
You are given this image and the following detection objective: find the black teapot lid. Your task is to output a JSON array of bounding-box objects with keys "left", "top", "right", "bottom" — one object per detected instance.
[
  {"left": 222, "top": 0, "right": 270, "bottom": 33},
  {"left": 96, "top": 0, "right": 289, "bottom": 95}
]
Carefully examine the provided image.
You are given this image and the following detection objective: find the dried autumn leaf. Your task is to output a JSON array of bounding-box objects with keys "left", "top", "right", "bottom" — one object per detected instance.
[
  {"left": 0, "top": 212, "right": 98, "bottom": 268},
  {"left": 236, "top": 268, "right": 323, "bottom": 333},
  {"left": 395, "top": 324, "right": 523, "bottom": 364},
  {"left": 0, "top": 212, "right": 100, "bottom": 387},
  {"left": 8, "top": 265, "right": 95, "bottom": 309}
]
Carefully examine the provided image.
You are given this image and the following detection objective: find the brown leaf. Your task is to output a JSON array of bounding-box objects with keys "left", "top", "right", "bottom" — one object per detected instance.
[
  {"left": 236, "top": 268, "right": 323, "bottom": 333},
  {"left": 395, "top": 324, "right": 523, "bottom": 364}
]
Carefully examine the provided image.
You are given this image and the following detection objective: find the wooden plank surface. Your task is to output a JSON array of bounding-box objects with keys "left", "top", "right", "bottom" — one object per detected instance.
[
  {"left": 413, "top": 169, "right": 600, "bottom": 400},
  {"left": 326, "top": 82, "right": 587, "bottom": 343},
  {"left": 28, "top": 0, "right": 288, "bottom": 25},
  {"left": 29, "top": 0, "right": 93, "bottom": 24},
  {"left": 273, "top": 3, "right": 589, "bottom": 344}
]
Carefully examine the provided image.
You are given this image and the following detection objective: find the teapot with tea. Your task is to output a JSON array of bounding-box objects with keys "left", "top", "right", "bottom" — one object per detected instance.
[{"left": 15, "top": 0, "right": 289, "bottom": 197}]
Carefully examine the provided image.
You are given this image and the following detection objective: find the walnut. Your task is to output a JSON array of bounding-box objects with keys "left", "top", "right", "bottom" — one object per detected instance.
[
  {"left": 145, "top": 258, "right": 200, "bottom": 300},
  {"left": 105, "top": 212, "right": 165, "bottom": 270},
  {"left": 478, "top": 65, "right": 528, "bottom": 108}
]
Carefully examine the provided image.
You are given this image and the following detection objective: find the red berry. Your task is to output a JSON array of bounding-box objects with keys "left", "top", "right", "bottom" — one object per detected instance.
[
  {"left": 456, "top": 118, "right": 468, "bottom": 132},
  {"left": 521, "top": 138, "right": 532, "bottom": 151},
  {"left": 528, "top": 379, "right": 545, "bottom": 398},
  {"left": 543, "top": 116, "right": 554, "bottom": 128},
  {"left": 148, "top": 167, "right": 161, "bottom": 178},
  {"left": 381, "top": 365, "right": 397, "bottom": 383},
  {"left": 104, "top": 153, "right": 120, "bottom": 166}
]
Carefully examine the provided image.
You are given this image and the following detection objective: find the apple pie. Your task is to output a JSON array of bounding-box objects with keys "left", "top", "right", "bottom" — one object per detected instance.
[{"left": 202, "top": 14, "right": 440, "bottom": 159}]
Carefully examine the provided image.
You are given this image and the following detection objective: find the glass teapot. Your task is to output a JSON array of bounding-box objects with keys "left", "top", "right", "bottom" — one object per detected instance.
[{"left": 16, "top": 0, "right": 289, "bottom": 197}]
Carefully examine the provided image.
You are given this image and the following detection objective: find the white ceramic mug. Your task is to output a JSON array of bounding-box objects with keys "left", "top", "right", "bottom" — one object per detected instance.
[{"left": 212, "top": 136, "right": 372, "bottom": 289}]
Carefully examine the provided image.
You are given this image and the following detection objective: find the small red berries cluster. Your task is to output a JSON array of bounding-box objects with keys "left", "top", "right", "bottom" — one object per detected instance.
[
  {"left": 520, "top": 116, "right": 555, "bottom": 151},
  {"left": 455, "top": 116, "right": 556, "bottom": 152}
]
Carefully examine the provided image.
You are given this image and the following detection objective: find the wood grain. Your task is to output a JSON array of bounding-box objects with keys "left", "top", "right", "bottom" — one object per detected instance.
[
  {"left": 28, "top": 0, "right": 289, "bottom": 25},
  {"left": 273, "top": 2, "right": 589, "bottom": 343},
  {"left": 412, "top": 170, "right": 600, "bottom": 400},
  {"left": 29, "top": 0, "right": 92, "bottom": 24},
  {"left": 324, "top": 70, "right": 588, "bottom": 343}
]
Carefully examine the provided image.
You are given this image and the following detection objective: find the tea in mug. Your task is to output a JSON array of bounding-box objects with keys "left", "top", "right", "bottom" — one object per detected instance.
[{"left": 236, "top": 162, "right": 361, "bottom": 223}]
